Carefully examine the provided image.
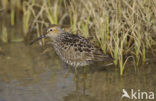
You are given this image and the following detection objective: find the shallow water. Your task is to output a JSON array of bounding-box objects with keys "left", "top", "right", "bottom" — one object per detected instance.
[
  {"left": 0, "top": 11, "right": 156, "bottom": 101},
  {"left": 0, "top": 42, "right": 155, "bottom": 101}
]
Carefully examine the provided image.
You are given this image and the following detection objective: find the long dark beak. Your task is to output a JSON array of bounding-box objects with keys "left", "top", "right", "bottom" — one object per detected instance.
[{"left": 29, "top": 34, "right": 46, "bottom": 45}]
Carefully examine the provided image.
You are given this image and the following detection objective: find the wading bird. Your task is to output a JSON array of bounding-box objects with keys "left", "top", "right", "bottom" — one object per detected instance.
[{"left": 30, "top": 25, "right": 113, "bottom": 68}]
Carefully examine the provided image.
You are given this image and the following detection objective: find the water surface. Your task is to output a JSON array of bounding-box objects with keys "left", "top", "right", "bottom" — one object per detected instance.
[
  {"left": 0, "top": 11, "right": 155, "bottom": 101},
  {"left": 0, "top": 42, "right": 155, "bottom": 101}
]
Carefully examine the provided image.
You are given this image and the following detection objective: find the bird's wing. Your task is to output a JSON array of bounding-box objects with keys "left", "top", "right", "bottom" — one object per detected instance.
[
  {"left": 58, "top": 33, "right": 111, "bottom": 62},
  {"left": 55, "top": 34, "right": 85, "bottom": 62},
  {"left": 85, "top": 47, "right": 111, "bottom": 61}
]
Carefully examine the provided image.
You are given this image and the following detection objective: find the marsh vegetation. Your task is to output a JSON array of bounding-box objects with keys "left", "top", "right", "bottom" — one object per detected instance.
[
  {"left": 0, "top": 0, "right": 156, "bottom": 75},
  {"left": 0, "top": 1, "right": 156, "bottom": 101}
]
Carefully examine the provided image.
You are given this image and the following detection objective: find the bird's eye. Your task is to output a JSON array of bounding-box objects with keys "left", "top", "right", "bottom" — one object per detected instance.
[{"left": 50, "top": 29, "right": 53, "bottom": 31}]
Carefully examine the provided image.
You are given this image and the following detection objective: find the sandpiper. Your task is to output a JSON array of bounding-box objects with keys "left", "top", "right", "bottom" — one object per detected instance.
[{"left": 30, "top": 25, "right": 113, "bottom": 67}]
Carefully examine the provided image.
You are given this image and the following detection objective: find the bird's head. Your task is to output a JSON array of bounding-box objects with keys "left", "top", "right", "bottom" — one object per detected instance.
[
  {"left": 45, "top": 25, "right": 64, "bottom": 38},
  {"left": 30, "top": 24, "right": 64, "bottom": 45}
]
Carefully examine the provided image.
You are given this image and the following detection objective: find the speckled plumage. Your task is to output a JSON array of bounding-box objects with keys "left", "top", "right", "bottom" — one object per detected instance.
[
  {"left": 52, "top": 32, "right": 111, "bottom": 67},
  {"left": 30, "top": 25, "right": 112, "bottom": 67}
]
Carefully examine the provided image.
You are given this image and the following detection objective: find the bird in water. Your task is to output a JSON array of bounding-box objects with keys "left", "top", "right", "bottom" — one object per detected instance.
[{"left": 30, "top": 24, "right": 113, "bottom": 68}]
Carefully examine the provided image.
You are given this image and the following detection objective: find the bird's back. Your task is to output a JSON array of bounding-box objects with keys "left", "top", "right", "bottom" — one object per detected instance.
[{"left": 53, "top": 32, "right": 111, "bottom": 67}]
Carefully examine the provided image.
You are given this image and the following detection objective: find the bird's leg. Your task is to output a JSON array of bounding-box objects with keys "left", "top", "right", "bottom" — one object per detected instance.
[
  {"left": 60, "top": 59, "right": 68, "bottom": 69},
  {"left": 74, "top": 66, "right": 78, "bottom": 74},
  {"left": 81, "top": 66, "right": 89, "bottom": 94},
  {"left": 83, "top": 66, "right": 89, "bottom": 74},
  {"left": 61, "top": 60, "right": 70, "bottom": 78},
  {"left": 74, "top": 66, "right": 79, "bottom": 79},
  {"left": 64, "top": 68, "right": 70, "bottom": 78},
  {"left": 74, "top": 66, "right": 79, "bottom": 90},
  {"left": 81, "top": 66, "right": 88, "bottom": 81}
]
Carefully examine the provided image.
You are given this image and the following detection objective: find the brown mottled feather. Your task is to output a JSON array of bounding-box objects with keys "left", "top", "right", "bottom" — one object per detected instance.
[
  {"left": 52, "top": 32, "right": 111, "bottom": 67},
  {"left": 30, "top": 25, "right": 113, "bottom": 67}
]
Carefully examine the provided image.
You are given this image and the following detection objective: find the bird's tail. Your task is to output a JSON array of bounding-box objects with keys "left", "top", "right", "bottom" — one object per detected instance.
[{"left": 94, "top": 54, "right": 114, "bottom": 62}]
